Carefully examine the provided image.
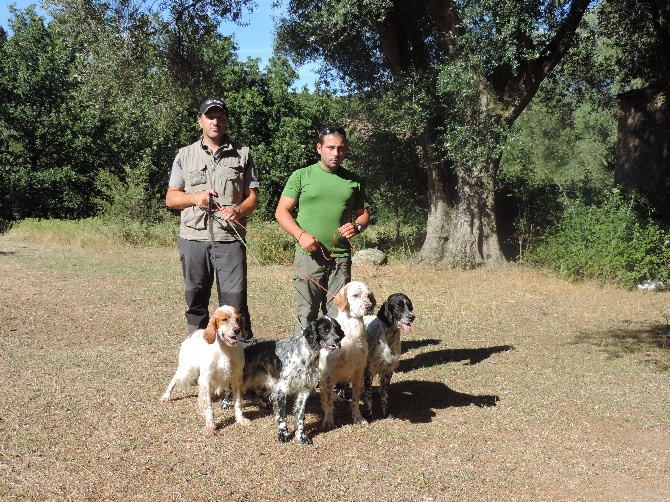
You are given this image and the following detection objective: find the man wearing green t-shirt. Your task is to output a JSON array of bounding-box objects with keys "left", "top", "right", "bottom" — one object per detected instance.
[{"left": 275, "top": 126, "right": 371, "bottom": 336}]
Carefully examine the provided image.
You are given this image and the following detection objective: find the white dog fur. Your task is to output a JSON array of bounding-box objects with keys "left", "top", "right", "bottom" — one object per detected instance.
[
  {"left": 160, "top": 305, "right": 250, "bottom": 434},
  {"left": 319, "top": 281, "right": 376, "bottom": 429}
]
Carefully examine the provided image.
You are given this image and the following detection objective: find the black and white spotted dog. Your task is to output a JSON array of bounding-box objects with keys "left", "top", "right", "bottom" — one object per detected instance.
[
  {"left": 241, "top": 316, "right": 343, "bottom": 444},
  {"left": 363, "top": 293, "right": 415, "bottom": 420}
]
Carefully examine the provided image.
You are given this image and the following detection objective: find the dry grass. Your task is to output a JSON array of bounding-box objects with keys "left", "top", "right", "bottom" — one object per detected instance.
[{"left": 1, "top": 236, "right": 669, "bottom": 501}]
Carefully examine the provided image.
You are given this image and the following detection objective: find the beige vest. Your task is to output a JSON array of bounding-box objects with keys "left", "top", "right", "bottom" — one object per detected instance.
[{"left": 178, "top": 140, "right": 250, "bottom": 242}]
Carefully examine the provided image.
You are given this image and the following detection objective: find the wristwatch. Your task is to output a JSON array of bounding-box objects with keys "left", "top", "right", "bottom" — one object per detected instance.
[{"left": 354, "top": 223, "right": 363, "bottom": 234}]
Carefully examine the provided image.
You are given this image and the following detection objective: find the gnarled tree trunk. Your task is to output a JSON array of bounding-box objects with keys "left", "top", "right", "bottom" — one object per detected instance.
[{"left": 417, "top": 158, "right": 506, "bottom": 268}]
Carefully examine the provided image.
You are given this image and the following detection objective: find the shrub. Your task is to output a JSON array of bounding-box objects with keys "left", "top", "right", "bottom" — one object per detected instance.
[
  {"left": 243, "top": 219, "right": 297, "bottom": 266},
  {"left": 525, "top": 189, "right": 670, "bottom": 288},
  {"left": 240, "top": 219, "right": 424, "bottom": 266}
]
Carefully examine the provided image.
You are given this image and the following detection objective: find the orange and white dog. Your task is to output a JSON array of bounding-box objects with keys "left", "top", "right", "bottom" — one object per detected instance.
[
  {"left": 319, "top": 281, "right": 376, "bottom": 429},
  {"left": 160, "top": 306, "right": 250, "bottom": 434}
]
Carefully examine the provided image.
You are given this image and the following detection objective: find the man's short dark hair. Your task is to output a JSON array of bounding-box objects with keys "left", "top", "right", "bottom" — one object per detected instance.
[{"left": 318, "top": 126, "right": 347, "bottom": 144}]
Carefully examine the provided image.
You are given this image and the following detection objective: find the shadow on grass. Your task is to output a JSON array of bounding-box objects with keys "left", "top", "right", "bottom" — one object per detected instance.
[
  {"left": 306, "top": 380, "right": 500, "bottom": 431},
  {"left": 398, "top": 344, "right": 515, "bottom": 372},
  {"left": 386, "top": 380, "right": 499, "bottom": 423},
  {"left": 573, "top": 323, "right": 670, "bottom": 370},
  {"left": 402, "top": 338, "right": 442, "bottom": 351}
]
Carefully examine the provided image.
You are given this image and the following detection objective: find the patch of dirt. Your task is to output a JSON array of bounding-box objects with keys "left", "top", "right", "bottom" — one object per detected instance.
[{"left": 1, "top": 237, "right": 669, "bottom": 501}]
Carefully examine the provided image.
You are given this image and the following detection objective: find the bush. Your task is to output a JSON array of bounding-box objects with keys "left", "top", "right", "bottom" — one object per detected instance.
[
  {"left": 352, "top": 222, "right": 425, "bottom": 260},
  {"left": 243, "top": 219, "right": 297, "bottom": 266},
  {"left": 524, "top": 189, "right": 670, "bottom": 288},
  {"left": 241, "top": 219, "right": 424, "bottom": 266}
]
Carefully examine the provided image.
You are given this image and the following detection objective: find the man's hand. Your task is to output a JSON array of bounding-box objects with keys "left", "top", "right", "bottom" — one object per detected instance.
[
  {"left": 195, "top": 189, "right": 217, "bottom": 210},
  {"left": 338, "top": 222, "right": 357, "bottom": 239},
  {"left": 298, "top": 232, "right": 319, "bottom": 253},
  {"left": 219, "top": 206, "right": 239, "bottom": 221}
]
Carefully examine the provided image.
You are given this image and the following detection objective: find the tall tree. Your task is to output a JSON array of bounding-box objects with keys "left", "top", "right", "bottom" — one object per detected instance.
[
  {"left": 0, "top": 6, "right": 90, "bottom": 219},
  {"left": 598, "top": 0, "right": 670, "bottom": 88},
  {"left": 276, "top": 0, "right": 592, "bottom": 267}
]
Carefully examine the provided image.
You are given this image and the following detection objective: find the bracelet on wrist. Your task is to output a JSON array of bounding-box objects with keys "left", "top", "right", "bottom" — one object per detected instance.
[{"left": 297, "top": 231, "right": 305, "bottom": 241}]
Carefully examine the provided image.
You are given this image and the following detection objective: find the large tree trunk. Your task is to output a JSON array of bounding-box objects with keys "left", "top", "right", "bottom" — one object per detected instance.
[
  {"left": 417, "top": 161, "right": 506, "bottom": 268},
  {"left": 415, "top": 132, "right": 506, "bottom": 268}
]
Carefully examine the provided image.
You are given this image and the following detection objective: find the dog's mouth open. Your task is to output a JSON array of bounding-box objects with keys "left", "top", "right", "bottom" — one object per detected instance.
[
  {"left": 320, "top": 341, "right": 340, "bottom": 352},
  {"left": 396, "top": 321, "right": 412, "bottom": 334},
  {"left": 223, "top": 334, "right": 238, "bottom": 345}
]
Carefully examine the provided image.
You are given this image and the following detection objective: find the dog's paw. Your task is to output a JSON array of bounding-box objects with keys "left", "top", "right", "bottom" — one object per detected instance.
[
  {"left": 278, "top": 430, "right": 290, "bottom": 443},
  {"left": 159, "top": 395, "right": 170, "bottom": 403},
  {"left": 296, "top": 435, "right": 313, "bottom": 445},
  {"left": 237, "top": 417, "right": 251, "bottom": 427},
  {"left": 203, "top": 425, "right": 215, "bottom": 435}
]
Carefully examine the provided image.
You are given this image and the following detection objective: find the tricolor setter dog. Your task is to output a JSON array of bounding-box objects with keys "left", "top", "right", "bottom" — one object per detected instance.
[
  {"left": 160, "top": 306, "right": 250, "bottom": 434},
  {"left": 241, "top": 315, "right": 343, "bottom": 444},
  {"left": 363, "top": 293, "right": 415, "bottom": 420},
  {"left": 319, "top": 281, "right": 376, "bottom": 430}
]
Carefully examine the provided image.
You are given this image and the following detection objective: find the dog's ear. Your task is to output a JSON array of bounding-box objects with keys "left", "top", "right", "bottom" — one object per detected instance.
[
  {"left": 303, "top": 320, "right": 319, "bottom": 347},
  {"left": 333, "top": 284, "right": 349, "bottom": 311},
  {"left": 203, "top": 314, "right": 218, "bottom": 344},
  {"left": 369, "top": 290, "right": 377, "bottom": 310},
  {"left": 380, "top": 299, "right": 393, "bottom": 325}
]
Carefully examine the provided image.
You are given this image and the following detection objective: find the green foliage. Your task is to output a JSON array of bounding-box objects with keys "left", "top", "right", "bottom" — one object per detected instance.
[
  {"left": 243, "top": 219, "right": 296, "bottom": 266},
  {"left": 597, "top": 0, "right": 670, "bottom": 89},
  {"left": 0, "top": 6, "right": 96, "bottom": 219},
  {"left": 351, "top": 222, "right": 425, "bottom": 260},
  {"left": 525, "top": 190, "right": 670, "bottom": 288},
  {"left": 95, "top": 159, "right": 173, "bottom": 225}
]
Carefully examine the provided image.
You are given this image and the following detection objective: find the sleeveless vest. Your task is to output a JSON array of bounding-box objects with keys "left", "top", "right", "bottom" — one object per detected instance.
[{"left": 178, "top": 139, "right": 250, "bottom": 242}]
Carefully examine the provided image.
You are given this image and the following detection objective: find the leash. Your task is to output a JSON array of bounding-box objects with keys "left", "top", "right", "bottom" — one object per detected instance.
[
  {"left": 207, "top": 195, "right": 220, "bottom": 281},
  {"left": 213, "top": 212, "right": 337, "bottom": 300},
  {"left": 208, "top": 198, "right": 386, "bottom": 302},
  {"left": 318, "top": 229, "right": 386, "bottom": 301}
]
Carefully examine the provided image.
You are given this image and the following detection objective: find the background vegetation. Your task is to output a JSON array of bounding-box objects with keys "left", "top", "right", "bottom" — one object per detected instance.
[{"left": 1, "top": 0, "right": 668, "bottom": 287}]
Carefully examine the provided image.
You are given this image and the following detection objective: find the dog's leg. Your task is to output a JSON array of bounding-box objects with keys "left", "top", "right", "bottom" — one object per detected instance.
[
  {"left": 350, "top": 371, "right": 368, "bottom": 425},
  {"left": 160, "top": 376, "right": 178, "bottom": 403},
  {"left": 362, "top": 367, "right": 374, "bottom": 422},
  {"left": 320, "top": 379, "right": 336, "bottom": 430},
  {"left": 220, "top": 386, "right": 232, "bottom": 409},
  {"left": 293, "top": 390, "right": 312, "bottom": 444},
  {"left": 198, "top": 380, "right": 215, "bottom": 434},
  {"left": 273, "top": 388, "right": 290, "bottom": 443},
  {"left": 230, "top": 382, "right": 250, "bottom": 426},
  {"left": 379, "top": 372, "right": 394, "bottom": 419}
]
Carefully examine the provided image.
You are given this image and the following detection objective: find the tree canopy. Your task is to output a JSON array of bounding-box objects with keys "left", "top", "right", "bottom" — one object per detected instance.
[
  {"left": 1, "top": 0, "right": 668, "bottom": 272},
  {"left": 275, "top": 0, "right": 593, "bottom": 267}
]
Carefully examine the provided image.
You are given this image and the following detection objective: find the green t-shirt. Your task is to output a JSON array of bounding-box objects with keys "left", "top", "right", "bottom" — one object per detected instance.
[{"left": 282, "top": 163, "right": 365, "bottom": 257}]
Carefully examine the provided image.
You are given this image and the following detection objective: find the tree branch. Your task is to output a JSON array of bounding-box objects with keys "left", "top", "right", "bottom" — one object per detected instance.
[{"left": 499, "top": 0, "right": 592, "bottom": 125}]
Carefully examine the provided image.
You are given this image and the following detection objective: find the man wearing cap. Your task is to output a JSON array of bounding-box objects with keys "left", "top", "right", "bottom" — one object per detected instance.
[{"left": 166, "top": 98, "right": 259, "bottom": 339}]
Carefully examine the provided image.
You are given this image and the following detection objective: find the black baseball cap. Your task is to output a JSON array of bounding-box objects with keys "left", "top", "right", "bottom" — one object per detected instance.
[{"left": 199, "top": 98, "right": 228, "bottom": 115}]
